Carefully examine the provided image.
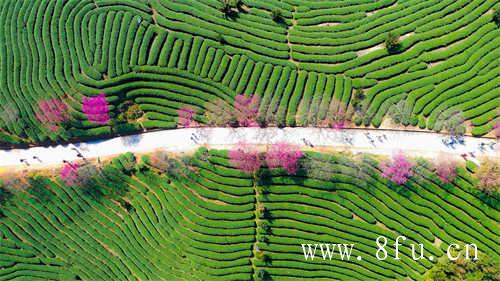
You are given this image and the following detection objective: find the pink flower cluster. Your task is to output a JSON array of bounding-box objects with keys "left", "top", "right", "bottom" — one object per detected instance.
[
  {"left": 178, "top": 106, "right": 196, "bottom": 127},
  {"left": 228, "top": 143, "right": 263, "bottom": 174},
  {"left": 60, "top": 162, "right": 81, "bottom": 186},
  {"left": 435, "top": 155, "right": 457, "bottom": 183},
  {"left": 229, "top": 142, "right": 304, "bottom": 175},
  {"left": 82, "top": 93, "right": 110, "bottom": 125},
  {"left": 234, "top": 94, "right": 260, "bottom": 127},
  {"left": 331, "top": 120, "right": 347, "bottom": 130},
  {"left": 380, "top": 151, "right": 414, "bottom": 184},
  {"left": 35, "top": 99, "right": 70, "bottom": 132},
  {"left": 266, "top": 143, "right": 304, "bottom": 175}
]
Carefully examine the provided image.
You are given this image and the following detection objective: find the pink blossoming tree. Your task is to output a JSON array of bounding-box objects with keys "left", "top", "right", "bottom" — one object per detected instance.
[
  {"left": 475, "top": 157, "right": 499, "bottom": 195},
  {"left": 82, "top": 93, "right": 110, "bottom": 125},
  {"left": 434, "top": 154, "right": 458, "bottom": 183},
  {"left": 323, "top": 98, "right": 349, "bottom": 129},
  {"left": 229, "top": 143, "right": 263, "bottom": 174},
  {"left": 234, "top": 94, "right": 260, "bottom": 127},
  {"left": 204, "top": 99, "right": 233, "bottom": 127},
  {"left": 0, "top": 103, "right": 19, "bottom": 127},
  {"left": 380, "top": 151, "right": 414, "bottom": 184},
  {"left": 330, "top": 112, "right": 348, "bottom": 129},
  {"left": 266, "top": 142, "right": 304, "bottom": 175},
  {"left": 60, "top": 162, "right": 98, "bottom": 186},
  {"left": 178, "top": 106, "right": 196, "bottom": 127},
  {"left": 60, "top": 162, "right": 81, "bottom": 186},
  {"left": 494, "top": 122, "right": 500, "bottom": 139},
  {"left": 35, "top": 99, "right": 70, "bottom": 132}
]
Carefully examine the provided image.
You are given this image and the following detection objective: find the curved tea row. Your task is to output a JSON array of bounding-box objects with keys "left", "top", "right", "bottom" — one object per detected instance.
[
  {"left": 0, "top": 150, "right": 497, "bottom": 280},
  {"left": 0, "top": 0, "right": 498, "bottom": 145}
]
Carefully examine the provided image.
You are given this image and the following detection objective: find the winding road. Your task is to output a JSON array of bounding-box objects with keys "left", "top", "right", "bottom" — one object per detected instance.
[{"left": 0, "top": 128, "right": 497, "bottom": 169}]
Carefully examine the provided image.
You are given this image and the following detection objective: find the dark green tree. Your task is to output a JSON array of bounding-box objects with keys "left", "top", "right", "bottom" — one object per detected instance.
[
  {"left": 493, "top": 8, "right": 500, "bottom": 26},
  {"left": 426, "top": 251, "right": 499, "bottom": 281},
  {"left": 385, "top": 32, "right": 400, "bottom": 53},
  {"left": 271, "top": 8, "right": 283, "bottom": 22}
]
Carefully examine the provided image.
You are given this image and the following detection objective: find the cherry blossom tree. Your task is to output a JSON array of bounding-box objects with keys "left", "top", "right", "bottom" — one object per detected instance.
[
  {"left": 301, "top": 156, "right": 334, "bottom": 181},
  {"left": 82, "top": 93, "right": 110, "bottom": 125},
  {"left": 148, "top": 150, "right": 190, "bottom": 178},
  {"left": 77, "top": 164, "right": 102, "bottom": 184},
  {"left": 323, "top": 98, "right": 349, "bottom": 129},
  {"left": 60, "top": 162, "right": 99, "bottom": 186},
  {"left": 234, "top": 94, "right": 260, "bottom": 127},
  {"left": 0, "top": 103, "right": 19, "bottom": 127},
  {"left": 228, "top": 143, "right": 263, "bottom": 174},
  {"left": 204, "top": 99, "right": 233, "bottom": 126},
  {"left": 35, "top": 99, "right": 70, "bottom": 132},
  {"left": 149, "top": 150, "right": 170, "bottom": 173},
  {"left": 475, "top": 157, "right": 499, "bottom": 195},
  {"left": 493, "top": 122, "right": 500, "bottom": 139},
  {"left": 331, "top": 107, "right": 348, "bottom": 129},
  {"left": 60, "top": 162, "right": 81, "bottom": 186},
  {"left": 178, "top": 106, "right": 196, "bottom": 127},
  {"left": 380, "top": 151, "right": 414, "bottom": 184},
  {"left": 434, "top": 154, "right": 458, "bottom": 183},
  {"left": 266, "top": 142, "right": 304, "bottom": 175}
]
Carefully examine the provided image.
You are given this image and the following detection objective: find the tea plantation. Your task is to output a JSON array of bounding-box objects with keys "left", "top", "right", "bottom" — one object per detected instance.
[
  {"left": 0, "top": 150, "right": 498, "bottom": 280},
  {"left": 0, "top": 0, "right": 498, "bottom": 280},
  {"left": 0, "top": 0, "right": 498, "bottom": 145}
]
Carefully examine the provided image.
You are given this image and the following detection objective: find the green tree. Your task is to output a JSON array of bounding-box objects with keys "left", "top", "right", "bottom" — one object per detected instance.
[
  {"left": 125, "top": 104, "right": 143, "bottom": 121},
  {"left": 271, "top": 8, "right": 283, "bottom": 22},
  {"left": 220, "top": 0, "right": 239, "bottom": 17},
  {"left": 493, "top": 8, "right": 500, "bottom": 26},
  {"left": 426, "top": 251, "right": 499, "bottom": 281},
  {"left": 388, "top": 99, "right": 412, "bottom": 125},
  {"left": 442, "top": 111, "right": 466, "bottom": 136},
  {"left": 0, "top": 185, "right": 12, "bottom": 205},
  {"left": 385, "top": 32, "right": 400, "bottom": 53},
  {"left": 352, "top": 89, "right": 366, "bottom": 112}
]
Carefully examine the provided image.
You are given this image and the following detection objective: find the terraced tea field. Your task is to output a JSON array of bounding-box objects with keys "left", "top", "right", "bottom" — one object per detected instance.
[
  {"left": 0, "top": 0, "right": 498, "bottom": 280},
  {"left": 0, "top": 0, "right": 498, "bottom": 145},
  {"left": 0, "top": 150, "right": 497, "bottom": 280}
]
